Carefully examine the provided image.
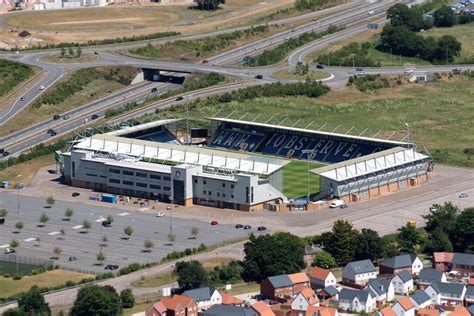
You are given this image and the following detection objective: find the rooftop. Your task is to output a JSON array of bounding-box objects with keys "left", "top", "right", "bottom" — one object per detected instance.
[
  {"left": 312, "top": 147, "right": 429, "bottom": 182},
  {"left": 106, "top": 119, "right": 182, "bottom": 136},
  {"left": 267, "top": 274, "right": 293, "bottom": 288},
  {"left": 396, "top": 270, "right": 413, "bottom": 282},
  {"left": 73, "top": 134, "right": 288, "bottom": 175},
  {"left": 396, "top": 297, "right": 415, "bottom": 311},
  {"left": 380, "top": 254, "right": 418, "bottom": 269}
]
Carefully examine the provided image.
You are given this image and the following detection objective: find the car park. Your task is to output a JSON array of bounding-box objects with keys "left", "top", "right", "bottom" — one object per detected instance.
[
  {"left": 257, "top": 226, "right": 267, "bottom": 231},
  {"left": 72, "top": 192, "right": 80, "bottom": 197},
  {"left": 235, "top": 224, "right": 243, "bottom": 228},
  {"left": 211, "top": 220, "right": 218, "bottom": 225},
  {"left": 68, "top": 256, "right": 77, "bottom": 261},
  {"left": 459, "top": 192, "right": 468, "bottom": 198},
  {"left": 244, "top": 225, "right": 252, "bottom": 230},
  {"left": 155, "top": 212, "right": 165, "bottom": 217}
]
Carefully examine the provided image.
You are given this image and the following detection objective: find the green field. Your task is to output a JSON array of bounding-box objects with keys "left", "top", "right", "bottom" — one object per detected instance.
[
  {"left": 283, "top": 160, "right": 324, "bottom": 199},
  {"left": 421, "top": 24, "right": 474, "bottom": 63},
  {"left": 0, "top": 60, "right": 36, "bottom": 98}
]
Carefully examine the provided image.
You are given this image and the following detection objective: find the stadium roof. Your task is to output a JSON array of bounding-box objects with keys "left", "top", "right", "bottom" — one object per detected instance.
[
  {"left": 311, "top": 147, "right": 429, "bottom": 182},
  {"left": 106, "top": 119, "right": 182, "bottom": 136},
  {"left": 209, "top": 117, "right": 410, "bottom": 146},
  {"left": 73, "top": 134, "right": 288, "bottom": 175}
]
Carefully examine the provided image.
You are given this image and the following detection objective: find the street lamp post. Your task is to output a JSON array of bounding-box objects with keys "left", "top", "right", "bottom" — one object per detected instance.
[
  {"left": 302, "top": 149, "right": 317, "bottom": 204},
  {"left": 169, "top": 195, "right": 173, "bottom": 234},
  {"left": 16, "top": 175, "right": 22, "bottom": 214},
  {"left": 404, "top": 123, "right": 411, "bottom": 148}
]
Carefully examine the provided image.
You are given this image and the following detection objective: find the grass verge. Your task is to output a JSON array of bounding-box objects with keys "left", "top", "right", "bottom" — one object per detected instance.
[
  {"left": 0, "top": 155, "right": 54, "bottom": 187},
  {"left": 0, "top": 60, "right": 36, "bottom": 98},
  {"left": 272, "top": 70, "right": 331, "bottom": 81},
  {"left": 0, "top": 270, "right": 92, "bottom": 298},
  {"left": 40, "top": 54, "right": 99, "bottom": 64}
]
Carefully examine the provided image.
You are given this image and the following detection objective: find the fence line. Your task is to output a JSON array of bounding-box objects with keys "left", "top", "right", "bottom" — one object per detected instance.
[{"left": 0, "top": 253, "right": 53, "bottom": 267}]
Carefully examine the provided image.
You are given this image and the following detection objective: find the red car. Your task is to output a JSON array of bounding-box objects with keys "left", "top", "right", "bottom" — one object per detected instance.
[
  {"left": 202, "top": 59, "right": 209, "bottom": 64},
  {"left": 211, "top": 220, "right": 218, "bottom": 225}
]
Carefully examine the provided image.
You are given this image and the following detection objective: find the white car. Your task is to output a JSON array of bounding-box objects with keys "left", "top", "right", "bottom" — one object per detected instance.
[
  {"left": 39, "top": 85, "right": 45, "bottom": 90},
  {"left": 155, "top": 212, "right": 165, "bottom": 217},
  {"left": 459, "top": 193, "right": 468, "bottom": 198},
  {"left": 4, "top": 248, "right": 15, "bottom": 254},
  {"left": 405, "top": 69, "right": 415, "bottom": 74},
  {"left": 368, "top": 10, "right": 374, "bottom": 15},
  {"left": 330, "top": 199, "right": 344, "bottom": 208}
]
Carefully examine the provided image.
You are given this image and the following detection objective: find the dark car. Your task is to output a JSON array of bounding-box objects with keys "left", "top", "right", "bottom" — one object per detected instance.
[
  {"left": 72, "top": 192, "right": 80, "bottom": 197},
  {"left": 316, "top": 64, "right": 325, "bottom": 69},
  {"left": 340, "top": 204, "right": 348, "bottom": 209},
  {"left": 47, "top": 128, "right": 54, "bottom": 134},
  {"left": 243, "top": 56, "right": 251, "bottom": 62},
  {"left": 257, "top": 226, "right": 267, "bottom": 231},
  {"left": 235, "top": 224, "right": 243, "bottom": 229},
  {"left": 255, "top": 75, "right": 263, "bottom": 79},
  {"left": 202, "top": 59, "right": 209, "bottom": 64},
  {"left": 53, "top": 114, "right": 61, "bottom": 120},
  {"left": 2, "top": 151, "right": 9, "bottom": 157},
  {"left": 102, "top": 221, "right": 112, "bottom": 227},
  {"left": 211, "top": 220, "right": 218, "bottom": 225},
  {"left": 50, "top": 131, "right": 57, "bottom": 136},
  {"left": 94, "top": 51, "right": 99, "bottom": 55},
  {"left": 452, "top": 68, "right": 462, "bottom": 74},
  {"left": 91, "top": 114, "right": 99, "bottom": 120},
  {"left": 19, "top": 97, "right": 25, "bottom": 101},
  {"left": 243, "top": 225, "right": 252, "bottom": 230},
  {"left": 105, "top": 264, "right": 119, "bottom": 270},
  {"left": 151, "top": 87, "right": 158, "bottom": 92},
  {"left": 68, "top": 256, "right": 77, "bottom": 261},
  {"left": 176, "top": 96, "right": 184, "bottom": 101}
]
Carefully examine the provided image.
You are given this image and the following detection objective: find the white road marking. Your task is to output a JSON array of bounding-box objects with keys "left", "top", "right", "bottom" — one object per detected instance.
[
  {"left": 0, "top": 244, "right": 10, "bottom": 249},
  {"left": 95, "top": 217, "right": 105, "bottom": 222},
  {"left": 118, "top": 212, "right": 130, "bottom": 216},
  {"left": 72, "top": 225, "right": 83, "bottom": 229},
  {"left": 48, "top": 231, "right": 60, "bottom": 236},
  {"left": 24, "top": 238, "right": 36, "bottom": 242}
]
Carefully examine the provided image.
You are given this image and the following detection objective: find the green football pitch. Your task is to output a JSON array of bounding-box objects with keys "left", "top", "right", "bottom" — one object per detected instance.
[{"left": 282, "top": 160, "right": 324, "bottom": 199}]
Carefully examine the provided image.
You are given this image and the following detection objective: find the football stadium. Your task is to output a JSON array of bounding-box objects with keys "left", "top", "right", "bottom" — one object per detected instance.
[{"left": 61, "top": 116, "right": 434, "bottom": 212}]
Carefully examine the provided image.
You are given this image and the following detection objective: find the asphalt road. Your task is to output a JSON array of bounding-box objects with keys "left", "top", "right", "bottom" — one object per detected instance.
[{"left": 0, "top": 192, "right": 253, "bottom": 273}]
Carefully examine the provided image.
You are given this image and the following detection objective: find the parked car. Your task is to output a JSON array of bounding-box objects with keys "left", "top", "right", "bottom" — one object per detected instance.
[
  {"left": 255, "top": 74, "right": 263, "bottom": 79},
  {"left": 235, "top": 224, "right": 243, "bottom": 228},
  {"left": 63, "top": 114, "right": 70, "bottom": 120},
  {"left": 176, "top": 96, "right": 184, "bottom": 101},
  {"left": 243, "top": 56, "right": 251, "bottom": 62},
  {"left": 211, "top": 220, "right": 219, "bottom": 225},
  {"left": 202, "top": 59, "right": 209, "bottom": 64},
  {"left": 340, "top": 204, "right": 348, "bottom": 209},
  {"left": 53, "top": 114, "right": 61, "bottom": 120},
  {"left": 151, "top": 87, "right": 158, "bottom": 92},
  {"left": 4, "top": 248, "right": 15, "bottom": 254},
  {"left": 368, "top": 10, "right": 374, "bottom": 15},
  {"left": 102, "top": 221, "right": 112, "bottom": 227},
  {"left": 105, "top": 264, "right": 119, "bottom": 270},
  {"left": 47, "top": 128, "right": 54, "bottom": 134},
  {"left": 452, "top": 68, "right": 462, "bottom": 74},
  {"left": 244, "top": 225, "right": 252, "bottom": 230},
  {"left": 94, "top": 51, "right": 99, "bottom": 55},
  {"left": 316, "top": 64, "right": 325, "bottom": 69},
  {"left": 68, "top": 256, "right": 77, "bottom": 261},
  {"left": 50, "top": 131, "right": 57, "bottom": 136},
  {"left": 2, "top": 151, "right": 9, "bottom": 157},
  {"left": 19, "top": 97, "right": 25, "bottom": 101},
  {"left": 155, "top": 212, "right": 165, "bottom": 217},
  {"left": 91, "top": 114, "right": 99, "bottom": 120},
  {"left": 39, "top": 85, "right": 45, "bottom": 90},
  {"left": 330, "top": 199, "right": 344, "bottom": 208},
  {"left": 72, "top": 192, "right": 80, "bottom": 197},
  {"left": 459, "top": 192, "right": 468, "bottom": 198},
  {"left": 257, "top": 226, "right": 267, "bottom": 231}
]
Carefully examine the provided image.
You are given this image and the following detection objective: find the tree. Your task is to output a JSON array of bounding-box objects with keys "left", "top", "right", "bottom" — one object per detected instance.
[
  {"left": 120, "top": 289, "right": 135, "bottom": 309},
  {"left": 82, "top": 220, "right": 91, "bottom": 233},
  {"left": 434, "top": 6, "right": 455, "bottom": 27},
  {"left": 423, "top": 202, "right": 458, "bottom": 234},
  {"left": 173, "top": 260, "right": 207, "bottom": 291},
  {"left": 353, "top": 228, "right": 386, "bottom": 262},
  {"left": 70, "top": 285, "right": 122, "bottom": 316},
  {"left": 434, "top": 35, "right": 462, "bottom": 63},
  {"left": 96, "top": 251, "right": 106, "bottom": 265},
  {"left": 124, "top": 226, "right": 133, "bottom": 239},
  {"left": 196, "top": 0, "right": 225, "bottom": 10},
  {"left": 53, "top": 246, "right": 62, "bottom": 259},
  {"left": 39, "top": 213, "right": 49, "bottom": 226},
  {"left": 101, "top": 235, "right": 108, "bottom": 247},
  {"left": 452, "top": 208, "right": 474, "bottom": 253},
  {"left": 15, "top": 221, "right": 24, "bottom": 233},
  {"left": 396, "top": 224, "right": 423, "bottom": 254},
  {"left": 387, "top": 3, "right": 426, "bottom": 32},
  {"left": 3, "top": 308, "right": 25, "bottom": 316},
  {"left": 76, "top": 46, "right": 82, "bottom": 58},
  {"left": 106, "top": 215, "right": 114, "bottom": 224},
  {"left": 144, "top": 239, "right": 154, "bottom": 252},
  {"left": 242, "top": 232, "right": 305, "bottom": 282},
  {"left": 46, "top": 196, "right": 55, "bottom": 208},
  {"left": 312, "top": 251, "right": 337, "bottom": 269},
  {"left": 167, "top": 232, "right": 176, "bottom": 245},
  {"left": 60, "top": 228, "right": 65, "bottom": 239},
  {"left": 18, "top": 285, "right": 51, "bottom": 315},
  {"left": 0, "top": 208, "right": 7, "bottom": 219},
  {"left": 10, "top": 239, "right": 20, "bottom": 249},
  {"left": 426, "top": 227, "right": 453, "bottom": 252},
  {"left": 324, "top": 220, "right": 359, "bottom": 265},
  {"left": 68, "top": 47, "right": 74, "bottom": 57},
  {"left": 64, "top": 208, "right": 74, "bottom": 220},
  {"left": 191, "top": 227, "right": 199, "bottom": 239},
  {"left": 60, "top": 47, "right": 66, "bottom": 57}
]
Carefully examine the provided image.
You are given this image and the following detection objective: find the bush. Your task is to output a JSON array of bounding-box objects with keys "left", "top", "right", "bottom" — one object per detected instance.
[
  {"left": 12, "top": 275, "right": 22, "bottom": 280},
  {"left": 0, "top": 60, "right": 35, "bottom": 97},
  {"left": 316, "top": 42, "right": 380, "bottom": 67}
]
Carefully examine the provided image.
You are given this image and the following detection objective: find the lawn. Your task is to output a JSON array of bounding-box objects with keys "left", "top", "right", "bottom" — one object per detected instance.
[
  {"left": 0, "top": 60, "right": 36, "bottom": 98},
  {"left": 272, "top": 70, "right": 331, "bottom": 81},
  {"left": 283, "top": 160, "right": 323, "bottom": 199},
  {"left": 0, "top": 155, "right": 54, "bottom": 187},
  {"left": 40, "top": 54, "right": 99, "bottom": 64},
  {"left": 0, "top": 66, "right": 137, "bottom": 137},
  {"left": 0, "top": 269, "right": 92, "bottom": 298}
]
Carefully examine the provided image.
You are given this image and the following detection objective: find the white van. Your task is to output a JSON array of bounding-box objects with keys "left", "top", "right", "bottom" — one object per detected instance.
[{"left": 330, "top": 199, "right": 344, "bottom": 208}]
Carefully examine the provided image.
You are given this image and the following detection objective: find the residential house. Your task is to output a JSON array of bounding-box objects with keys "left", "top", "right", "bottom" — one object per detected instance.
[
  {"left": 392, "top": 297, "right": 416, "bottom": 316},
  {"left": 220, "top": 292, "right": 244, "bottom": 306},
  {"left": 392, "top": 270, "right": 414, "bottom": 294},
  {"left": 367, "top": 279, "right": 395, "bottom": 306},
  {"left": 433, "top": 252, "right": 454, "bottom": 272},
  {"left": 146, "top": 295, "right": 198, "bottom": 316},
  {"left": 310, "top": 267, "right": 337, "bottom": 289},
  {"left": 251, "top": 301, "right": 275, "bottom": 316},
  {"left": 305, "top": 306, "right": 338, "bottom": 316},
  {"left": 201, "top": 304, "right": 257, "bottom": 316},
  {"left": 425, "top": 282, "right": 466, "bottom": 307},
  {"left": 417, "top": 308, "right": 440, "bottom": 316},
  {"left": 290, "top": 288, "right": 320, "bottom": 313},
  {"left": 467, "top": 305, "right": 474, "bottom": 316},
  {"left": 261, "top": 274, "right": 294, "bottom": 301},
  {"left": 182, "top": 287, "right": 221, "bottom": 311},
  {"left": 418, "top": 269, "right": 447, "bottom": 289},
  {"left": 465, "top": 286, "right": 474, "bottom": 307},
  {"left": 410, "top": 291, "right": 431, "bottom": 309},
  {"left": 319, "top": 286, "right": 339, "bottom": 301},
  {"left": 338, "top": 288, "right": 376, "bottom": 313},
  {"left": 379, "top": 306, "right": 397, "bottom": 316},
  {"left": 289, "top": 272, "right": 311, "bottom": 293},
  {"left": 448, "top": 306, "right": 471, "bottom": 316},
  {"left": 379, "top": 254, "right": 424, "bottom": 276},
  {"left": 342, "top": 259, "right": 378, "bottom": 287}
]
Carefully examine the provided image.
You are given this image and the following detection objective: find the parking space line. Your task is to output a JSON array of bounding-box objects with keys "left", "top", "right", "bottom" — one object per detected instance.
[
  {"left": 72, "top": 225, "right": 83, "bottom": 229},
  {"left": 48, "top": 231, "right": 60, "bottom": 235},
  {"left": 0, "top": 244, "right": 9, "bottom": 249},
  {"left": 118, "top": 212, "right": 130, "bottom": 216},
  {"left": 24, "top": 238, "right": 36, "bottom": 242},
  {"left": 95, "top": 217, "right": 105, "bottom": 223}
]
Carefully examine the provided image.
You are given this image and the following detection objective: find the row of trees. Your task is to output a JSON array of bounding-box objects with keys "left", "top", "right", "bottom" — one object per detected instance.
[
  {"left": 59, "top": 47, "right": 82, "bottom": 59},
  {"left": 4, "top": 284, "right": 135, "bottom": 315},
  {"left": 432, "top": 6, "right": 474, "bottom": 28}
]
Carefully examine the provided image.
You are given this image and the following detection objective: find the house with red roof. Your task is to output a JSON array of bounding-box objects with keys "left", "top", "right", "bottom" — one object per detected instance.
[
  {"left": 290, "top": 288, "right": 319, "bottom": 313},
  {"left": 379, "top": 306, "right": 397, "bottom": 316},
  {"left": 392, "top": 297, "right": 416, "bottom": 316},
  {"left": 288, "top": 272, "right": 311, "bottom": 294},
  {"left": 220, "top": 292, "right": 244, "bottom": 306},
  {"left": 310, "top": 267, "right": 337, "bottom": 289},
  {"left": 252, "top": 301, "right": 276, "bottom": 316},
  {"left": 433, "top": 252, "right": 455, "bottom": 272},
  {"left": 417, "top": 308, "right": 440, "bottom": 316},
  {"left": 145, "top": 295, "right": 197, "bottom": 316}
]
